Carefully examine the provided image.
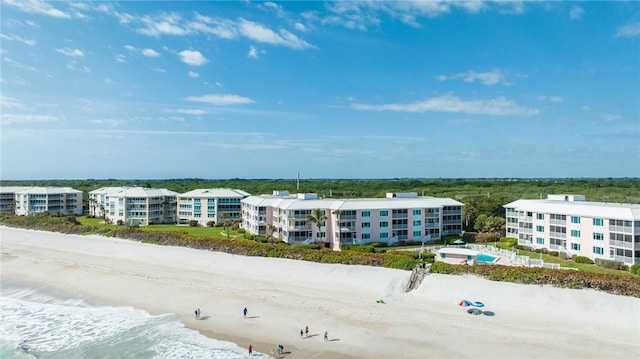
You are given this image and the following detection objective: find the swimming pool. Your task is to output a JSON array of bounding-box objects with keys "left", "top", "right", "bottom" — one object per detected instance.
[{"left": 477, "top": 253, "right": 498, "bottom": 264}]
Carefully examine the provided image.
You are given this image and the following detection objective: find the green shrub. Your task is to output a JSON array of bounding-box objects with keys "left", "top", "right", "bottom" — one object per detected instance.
[
  {"left": 573, "top": 256, "right": 594, "bottom": 264},
  {"left": 188, "top": 220, "right": 199, "bottom": 227},
  {"left": 206, "top": 221, "right": 215, "bottom": 227},
  {"left": 237, "top": 228, "right": 246, "bottom": 234},
  {"left": 301, "top": 244, "right": 322, "bottom": 250},
  {"left": 595, "top": 258, "right": 627, "bottom": 271},
  {"left": 370, "top": 242, "right": 387, "bottom": 248},
  {"left": 429, "top": 261, "right": 453, "bottom": 274},
  {"left": 630, "top": 264, "right": 640, "bottom": 275},
  {"left": 549, "top": 251, "right": 559, "bottom": 257}
]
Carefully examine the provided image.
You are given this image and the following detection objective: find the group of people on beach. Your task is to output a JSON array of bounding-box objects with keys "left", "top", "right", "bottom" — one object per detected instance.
[{"left": 194, "top": 305, "right": 331, "bottom": 357}]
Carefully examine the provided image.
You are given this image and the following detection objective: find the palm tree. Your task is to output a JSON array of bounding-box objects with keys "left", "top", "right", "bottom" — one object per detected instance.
[
  {"left": 462, "top": 202, "right": 475, "bottom": 230},
  {"left": 306, "top": 208, "right": 327, "bottom": 245},
  {"left": 267, "top": 223, "right": 277, "bottom": 244},
  {"left": 220, "top": 212, "right": 230, "bottom": 240}
]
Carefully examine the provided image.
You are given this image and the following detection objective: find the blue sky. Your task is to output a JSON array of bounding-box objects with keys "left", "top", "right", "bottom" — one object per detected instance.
[{"left": 1, "top": 1, "right": 639, "bottom": 180}]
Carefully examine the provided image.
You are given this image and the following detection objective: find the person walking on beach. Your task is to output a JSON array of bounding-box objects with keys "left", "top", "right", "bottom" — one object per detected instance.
[
  {"left": 248, "top": 344, "right": 253, "bottom": 356},
  {"left": 243, "top": 307, "right": 248, "bottom": 319},
  {"left": 300, "top": 328, "right": 304, "bottom": 338},
  {"left": 324, "top": 330, "right": 328, "bottom": 341},
  {"left": 196, "top": 308, "right": 201, "bottom": 320},
  {"left": 305, "top": 325, "right": 309, "bottom": 338}
]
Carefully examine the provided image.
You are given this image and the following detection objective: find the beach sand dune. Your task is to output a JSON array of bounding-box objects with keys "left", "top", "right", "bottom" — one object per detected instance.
[{"left": 1, "top": 227, "right": 638, "bottom": 358}]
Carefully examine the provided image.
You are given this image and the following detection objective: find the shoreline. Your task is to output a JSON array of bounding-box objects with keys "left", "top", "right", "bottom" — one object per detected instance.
[{"left": 1, "top": 227, "right": 639, "bottom": 359}]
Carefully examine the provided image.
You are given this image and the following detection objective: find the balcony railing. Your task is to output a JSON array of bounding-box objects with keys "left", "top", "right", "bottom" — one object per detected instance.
[
  {"left": 550, "top": 231, "right": 566, "bottom": 238},
  {"left": 609, "top": 240, "right": 633, "bottom": 249},
  {"left": 609, "top": 225, "right": 632, "bottom": 234}
]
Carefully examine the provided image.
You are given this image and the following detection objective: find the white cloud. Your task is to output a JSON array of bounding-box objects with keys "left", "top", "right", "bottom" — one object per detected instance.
[
  {"left": 295, "top": 22, "right": 308, "bottom": 32},
  {"left": 3, "top": 0, "right": 70, "bottom": 19},
  {"left": 0, "top": 34, "right": 37, "bottom": 46},
  {"left": 114, "top": 54, "right": 126, "bottom": 63},
  {"left": 601, "top": 113, "right": 622, "bottom": 122},
  {"left": 191, "top": 14, "right": 238, "bottom": 39},
  {"left": 438, "top": 69, "right": 508, "bottom": 86},
  {"left": 351, "top": 93, "right": 539, "bottom": 116},
  {"left": 184, "top": 94, "right": 255, "bottom": 106},
  {"left": 239, "top": 19, "right": 314, "bottom": 49},
  {"left": 537, "top": 95, "right": 564, "bottom": 103},
  {"left": 616, "top": 22, "right": 640, "bottom": 38},
  {"left": 569, "top": 6, "right": 584, "bottom": 21},
  {"left": 248, "top": 46, "right": 259, "bottom": 59},
  {"left": 166, "top": 108, "right": 207, "bottom": 116},
  {"left": 139, "top": 13, "right": 190, "bottom": 36},
  {"left": 1, "top": 95, "right": 27, "bottom": 109},
  {"left": 1, "top": 113, "right": 60, "bottom": 125},
  {"left": 56, "top": 48, "right": 85, "bottom": 57},
  {"left": 188, "top": 71, "right": 199, "bottom": 78},
  {"left": 141, "top": 48, "right": 160, "bottom": 57},
  {"left": 178, "top": 50, "right": 208, "bottom": 66},
  {"left": 88, "top": 119, "right": 126, "bottom": 127}
]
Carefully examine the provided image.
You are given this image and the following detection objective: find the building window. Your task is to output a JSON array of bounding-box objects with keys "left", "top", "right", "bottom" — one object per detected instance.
[
  {"left": 593, "top": 247, "right": 604, "bottom": 255},
  {"left": 362, "top": 210, "right": 370, "bottom": 217},
  {"left": 413, "top": 220, "right": 421, "bottom": 226},
  {"left": 571, "top": 243, "right": 580, "bottom": 251},
  {"left": 536, "top": 213, "right": 544, "bottom": 220},
  {"left": 571, "top": 216, "right": 580, "bottom": 224},
  {"left": 380, "top": 221, "right": 388, "bottom": 228},
  {"left": 536, "top": 225, "right": 544, "bottom": 232},
  {"left": 413, "top": 209, "right": 421, "bottom": 216},
  {"left": 593, "top": 218, "right": 603, "bottom": 226},
  {"left": 380, "top": 232, "right": 388, "bottom": 239},
  {"left": 413, "top": 231, "right": 421, "bottom": 237},
  {"left": 441, "top": 253, "right": 447, "bottom": 259},
  {"left": 362, "top": 233, "right": 370, "bottom": 239},
  {"left": 571, "top": 230, "right": 580, "bottom": 237},
  {"left": 361, "top": 222, "right": 371, "bottom": 228},
  {"left": 593, "top": 233, "right": 604, "bottom": 240},
  {"left": 380, "top": 210, "right": 388, "bottom": 217},
  {"left": 536, "top": 237, "right": 544, "bottom": 245}
]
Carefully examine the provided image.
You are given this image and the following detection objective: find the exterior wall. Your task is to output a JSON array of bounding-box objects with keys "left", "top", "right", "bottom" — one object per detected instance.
[
  {"left": 0, "top": 187, "right": 29, "bottom": 215},
  {"left": 505, "top": 197, "right": 640, "bottom": 264},
  {"left": 102, "top": 187, "right": 178, "bottom": 226},
  {"left": 12, "top": 187, "right": 83, "bottom": 216},
  {"left": 437, "top": 252, "right": 476, "bottom": 265},
  {"left": 178, "top": 189, "right": 249, "bottom": 227},
  {"left": 241, "top": 193, "right": 463, "bottom": 249}
]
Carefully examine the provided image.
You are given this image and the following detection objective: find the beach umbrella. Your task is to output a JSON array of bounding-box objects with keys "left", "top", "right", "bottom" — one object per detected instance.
[
  {"left": 458, "top": 300, "right": 473, "bottom": 307},
  {"left": 472, "top": 301, "right": 485, "bottom": 308},
  {"left": 453, "top": 239, "right": 466, "bottom": 245}
]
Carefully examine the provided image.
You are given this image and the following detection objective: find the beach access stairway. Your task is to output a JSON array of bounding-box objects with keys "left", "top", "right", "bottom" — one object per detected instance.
[{"left": 405, "top": 263, "right": 430, "bottom": 292}]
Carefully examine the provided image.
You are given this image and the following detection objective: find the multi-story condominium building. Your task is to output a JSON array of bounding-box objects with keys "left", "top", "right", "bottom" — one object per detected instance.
[
  {"left": 242, "top": 191, "right": 463, "bottom": 249},
  {"left": 88, "top": 187, "right": 128, "bottom": 218},
  {"left": 505, "top": 194, "right": 640, "bottom": 264},
  {"left": 102, "top": 187, "right": 178, "bottom": 226},
  {"left": 0, "top": 186, "right": 29, "bottom": 215},
  {"left": 177, "top": 188, "right": 250, "bottom": 226},
  {"left": 7, "top": 186, "right": 83, "bottom": 216}
]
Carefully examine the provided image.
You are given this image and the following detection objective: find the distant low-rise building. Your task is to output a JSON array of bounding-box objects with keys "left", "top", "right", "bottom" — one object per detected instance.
[
  {"left": 101, "top": 187, "right": 178, "bottom": 226},
  {"left": 242, "top": 191, "right": 463, "bottom": 250},
  {"left": 177, "top": 188, "right": 250, "bottom": 226},
  {"left": 6, "top": 186, "right": 83, "bottom": 216},
  {"left": 504, "top": 194, "right": 640, "bottom": 264},
  {"left": 0, "top": 186, "right": 29, "bottom": 215}
]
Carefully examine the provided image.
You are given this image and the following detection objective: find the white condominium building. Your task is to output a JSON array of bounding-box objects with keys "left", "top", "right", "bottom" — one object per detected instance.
[
  {"left": 505, "top": 194, "right": 640, "bottom": 264},
  {"left": 0, "top": 186, "right": 29, "bottom": 215},
  {"left": 8, "top": 186, "right": 83, "bottom": 216},
  {"left": 101, "top": 187, "right": 178, "bottom": 226},
  {"left": 177, "top": 188, "right": 250, "bottom": 226},
  {"left": 88, "top": 187, "right": 127, "bottom": 218},
  {"left": 242, "top": 191, "right": 463, "bottom": 249}
]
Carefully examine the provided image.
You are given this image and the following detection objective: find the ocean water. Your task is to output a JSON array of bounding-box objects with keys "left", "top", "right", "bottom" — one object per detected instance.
[{"left": 0, "top": 280, "right": 262, "bottom": 359}]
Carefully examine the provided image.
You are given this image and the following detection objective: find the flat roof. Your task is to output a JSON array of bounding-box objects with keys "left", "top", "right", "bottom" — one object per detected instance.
[
  {"left": 504, "top": 199, "right": 640, "bottom": 220},
  {"left": 436, "top": 247, "right": 480, "bottom": 256}
]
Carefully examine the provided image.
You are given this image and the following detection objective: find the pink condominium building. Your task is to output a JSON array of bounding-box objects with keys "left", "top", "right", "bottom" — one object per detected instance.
[
  {"left": 505, "top": 195, "right": 640, "bottom": 264},
  {"left": 242, "top": 191, "right": 463, "bottom": 249}
]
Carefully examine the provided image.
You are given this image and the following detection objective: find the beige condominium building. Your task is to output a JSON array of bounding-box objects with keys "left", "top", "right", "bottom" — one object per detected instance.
[
  {"left": 4, "top": 186, "right": 83, "bottom": 216},
  {"left": 177, "top": 188, "right": 250, "bottom": 226},
  {"left": 97, "top": 187, "right": 178, "bottom": 226},
  {"left": 505, "top": 194, "right": 640, "bottom": 264},
  {"left": 242, "top": 191, "right": 463, "bottom": 250}
]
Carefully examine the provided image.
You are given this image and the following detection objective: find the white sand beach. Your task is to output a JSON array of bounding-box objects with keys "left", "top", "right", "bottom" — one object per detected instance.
[{"left": 1, "top": 226, "right": 639, "bottom": 359}]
